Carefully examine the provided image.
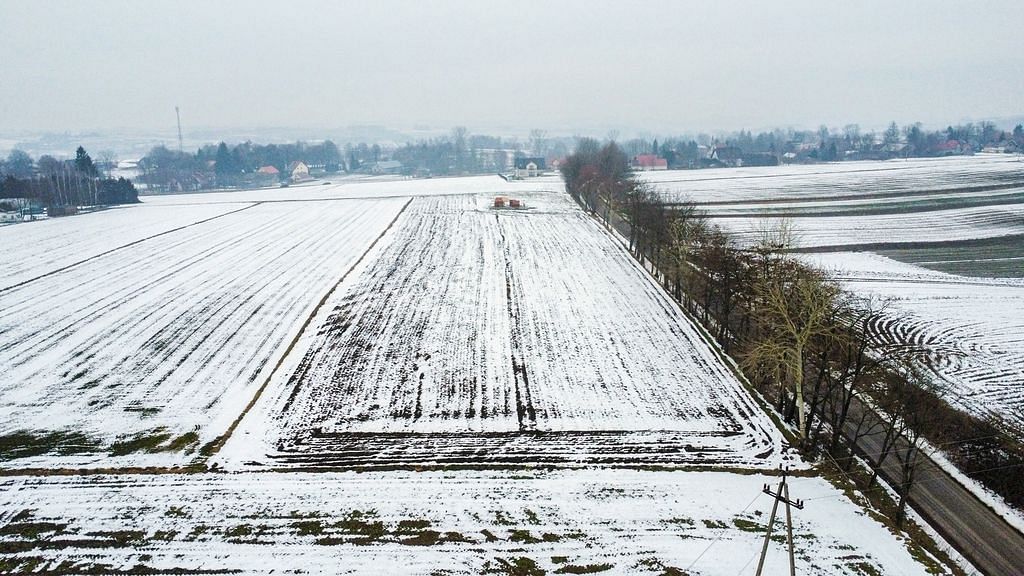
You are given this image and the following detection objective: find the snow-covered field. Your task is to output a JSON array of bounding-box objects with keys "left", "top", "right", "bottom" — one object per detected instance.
[
  {"left": 715, "top": 202, "right": 1024, "bottom": 248},
  {"left": 0, "top": 176, "right": 953, "bottom": 575},
  {"left": 222, "top": 190, "right": 784, "bottom": 469},
  {"left": 638, "top": 154, "right": 1024, "bottom": 250},
  {"left": 0, "top": 469, "right": 938, "bottom": 576},
  {"left": 139, "top": 174, "right": 564, "bottom": 206},
  {"left": 639, "top": 154, "right": 1024, "bottom": 204},
  {"left": 638, "top": 156, "right": 1023, "bottom": 430},
  {"left": 807, "top": 252, "right": 1024, "bottom": 430},
  {"left": 0, "top": 198, "right": 408, "bottom": 468},
  {"left": 0, "top": 202, "right": 250, "bottom": 290}
]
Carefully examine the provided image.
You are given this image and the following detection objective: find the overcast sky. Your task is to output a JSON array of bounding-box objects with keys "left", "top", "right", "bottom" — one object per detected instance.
[{"left": 2, "top": 0, "right": 1022, "bottom": 136}]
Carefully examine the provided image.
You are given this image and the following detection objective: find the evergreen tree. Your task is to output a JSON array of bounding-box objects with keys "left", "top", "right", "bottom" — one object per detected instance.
[
  {"left": 74, "top": 146, "right": 98, "bottom": 177},
  {"left": 884, "top": 122, "right": 901, "bottom": 145},
  {"left": 214, "top": 142, "right": 238, "bottom": 186}
]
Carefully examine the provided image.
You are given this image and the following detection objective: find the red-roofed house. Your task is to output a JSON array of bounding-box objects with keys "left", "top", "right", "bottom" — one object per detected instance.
[
  {"left": 631, "top": 154, "right": 668, "bottom": 171},
  {"left": 932, "top": 140, "right": 962, "bottom": 156},
  {"left": 256, "top": 165, "right": 280, "bottom": 186}
]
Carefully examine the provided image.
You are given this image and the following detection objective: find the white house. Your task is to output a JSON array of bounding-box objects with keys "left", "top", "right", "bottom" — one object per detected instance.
[
  {"left": 514, "top": 157, "right": 545, "bottom": 178},
  {"left": 287, "top": 161, "right": 310, "bottom": 181}
]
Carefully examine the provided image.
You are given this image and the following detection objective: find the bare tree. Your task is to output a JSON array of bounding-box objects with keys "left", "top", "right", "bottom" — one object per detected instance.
[
  {"left": 528, "top": 129, "right": 548, "bottom": 157},
  {"left": 742, "top": 266, "right": 841, "bottom": 443}
]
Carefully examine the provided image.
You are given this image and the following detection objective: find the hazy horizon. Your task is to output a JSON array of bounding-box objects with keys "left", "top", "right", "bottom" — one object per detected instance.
[{"left": 2, "top": 0, "right": 1023, "bottom": 136}]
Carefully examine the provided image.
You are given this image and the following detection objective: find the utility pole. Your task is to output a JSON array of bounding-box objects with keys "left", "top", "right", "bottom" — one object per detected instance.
[
  {"left": 755, "top": 467, "right": 804, "bottom": 576},
  {"left": 175, "top": 106, "right": 184, "bottom": 153}
]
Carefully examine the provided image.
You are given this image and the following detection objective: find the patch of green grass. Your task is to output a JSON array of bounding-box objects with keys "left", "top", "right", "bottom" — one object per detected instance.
[
  {"left": 508, "top": 529, "right": 562, "bottom": 544},
  {"left": 732, "top": 518, "right": 764, "bottom": 533},
  {"left": 85, "top": 530, "right": 147, "bottom": 546},
  {"left": 702, "top": 519, "right": 727, "bottom": 529},
  {"left": 223, "top": 524, "right": 253, "bottom": 538},
  {"left": 109, "top": 430, "right": 174, "bottom": 456},
  {"left": 152, "top": 530, "right": 177, "bottom": 541},
  {"left": 332, "top": 510, "right": 386, "bottom": 543},
  {"left": 399, "top": 529, "right": 443, "bottom": 546},
  {"left": 291, "top": 520, "right": 324, "bottom": 536},
  {"left": 0, "top": 431, "right": 101, "bottom": 460},
  {"left": 553, "top": 563, "right": 613, "bottom": 574},
  {"left": 0, "top": 521, "right": 67, "bottom": 539},
  {"left": 108, "top": 428, "right": 201, "bottom": 456},
  {"left": 509, "top": 529, "right": 543, "bottom": 544},
  {"left": 165, "top": 506, "right": 189, "bottom": 518},
  {"left": 848, "top": 561, "right": 883, "bottom": 576},
  {"left": 397, "top": 529, "right": 471, "bottom": 546},
  {"left": 482, "top": 556, "right": 546, "bottom": 576},
  {"left": 165, "top": 431, "right": 200, "bottom": 454},
  {"left": 524, "top": 509, "right": 541, "bottom": 525},
  {"left": 0, "top": 556, "right": 46, "bottom": 573},
  {"left": 633, "top": 557, "right": 688, "bottom": 576},
  {"left": 396, "top": 519, "right": 432, "bottom": 533},
  {"left": 493, "top": 510, "right": 515, "bottom": 526},
  {"left": 184, "top": 524, "right": 209, "bottom": 541},
  {"left": 287, "top": 510, "right": 324, "bottom": 519}
]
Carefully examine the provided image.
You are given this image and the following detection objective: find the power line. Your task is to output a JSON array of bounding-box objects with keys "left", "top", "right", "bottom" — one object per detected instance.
[{"left": 684, "top": 491, "right": 763, "bottom": 572}]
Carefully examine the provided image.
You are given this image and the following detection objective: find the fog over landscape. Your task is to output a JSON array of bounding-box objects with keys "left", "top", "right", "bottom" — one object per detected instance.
[
  {"left": 1, "top": 0, "right": 1022, "bottom": 136},
  {"left": 2, "top": 2, "right": 1024, "bottom": 575}
]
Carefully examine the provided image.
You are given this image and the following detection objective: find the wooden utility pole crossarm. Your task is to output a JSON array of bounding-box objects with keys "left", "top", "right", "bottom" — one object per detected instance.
[{"left": 755, "top": 467, "right": 804, "bottom": 576}]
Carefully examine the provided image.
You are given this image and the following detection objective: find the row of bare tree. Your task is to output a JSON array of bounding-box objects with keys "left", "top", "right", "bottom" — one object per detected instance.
[{"left": 561, "top": 141, "right": 1023, "bottom": 522}]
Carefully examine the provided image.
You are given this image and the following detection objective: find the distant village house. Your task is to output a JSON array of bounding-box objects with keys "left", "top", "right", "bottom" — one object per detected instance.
[
  {"left": 631, "top": 154, "right": 668, "bottom": 171},
  {"left": 287, "top": 161, "right": 310, "bottom": 182},
  {"left": 514, "top": 157, "right": 545, "bottom": 178}
]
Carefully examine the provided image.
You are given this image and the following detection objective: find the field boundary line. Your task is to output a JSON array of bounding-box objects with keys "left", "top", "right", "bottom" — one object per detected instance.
[
  {"left": 198, "top": 196, "right": 415, "bottom": 461},
  {"left": 0, "top": 202, "right": 260, "bottom": 295}
]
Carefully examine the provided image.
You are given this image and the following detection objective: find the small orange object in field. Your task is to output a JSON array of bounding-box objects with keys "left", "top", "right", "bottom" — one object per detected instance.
[{"left": 494, "top": 196, "right": 507, "bottom": 207}]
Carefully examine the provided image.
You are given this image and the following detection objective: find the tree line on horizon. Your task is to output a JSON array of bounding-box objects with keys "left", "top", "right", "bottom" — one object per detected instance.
[
  {"left": 136, "top": 127, "right": 570, "bottom": 193},
  {"left": 615, "top": 120, "right": 1024, "bottom": 167},
  {"left": 0, "top": 147, "right": 138, "bottom": 215},
  {"left": 561, "top": 139, "right": 1024, "bottom": 525}
]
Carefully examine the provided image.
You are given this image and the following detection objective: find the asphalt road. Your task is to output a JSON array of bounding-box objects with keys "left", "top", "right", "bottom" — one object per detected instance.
[{"left": 842, "top": 399, "right": 1024, "bottom": 576}]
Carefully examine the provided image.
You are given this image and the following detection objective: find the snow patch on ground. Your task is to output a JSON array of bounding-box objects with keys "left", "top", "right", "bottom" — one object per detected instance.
[{"left": 0, "top": 469, "right": 937, "bottom": 576}]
